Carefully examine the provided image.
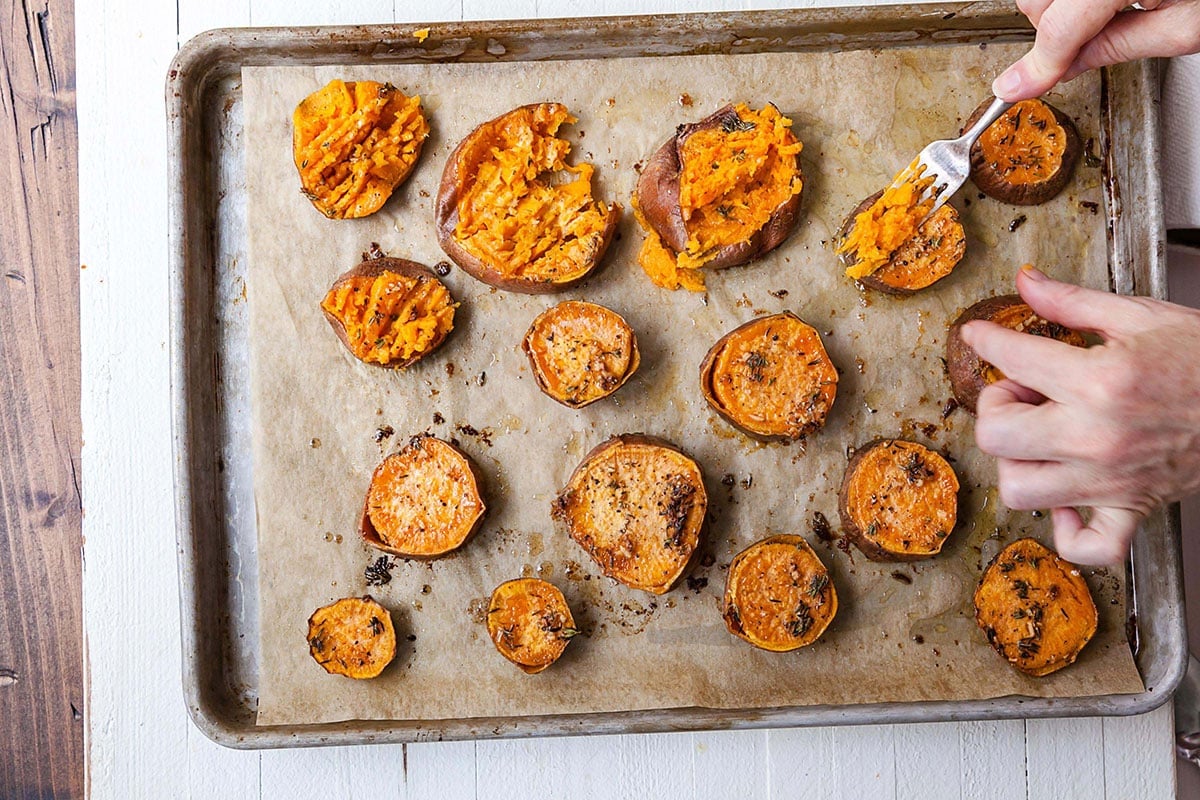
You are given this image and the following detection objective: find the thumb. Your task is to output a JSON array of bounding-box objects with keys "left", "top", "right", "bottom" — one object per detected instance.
[
  {"left": 1015, "top": 266, "right": 1148, "bottom": 339},
  {"left": 1050, "top": 506, "right": 1139, "bottom": 566}
]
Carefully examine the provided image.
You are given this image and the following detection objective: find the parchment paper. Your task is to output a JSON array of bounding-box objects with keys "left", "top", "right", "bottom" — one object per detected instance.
[{"left": 244, "top": 44, "right": 1144, "bottom": 727}]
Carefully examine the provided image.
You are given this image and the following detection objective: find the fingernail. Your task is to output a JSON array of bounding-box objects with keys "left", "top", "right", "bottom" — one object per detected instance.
[
  {"left": 1020, "top": 264, "right": 1048, "bottom": 282},
  {"left": 992, "top": 67, "right": 1022, "bottom": 100}
]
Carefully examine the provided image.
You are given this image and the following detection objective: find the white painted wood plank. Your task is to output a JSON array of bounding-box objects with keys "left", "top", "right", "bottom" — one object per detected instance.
[
  {"left": 186, "top": 727, "right": 262, "bottom": 799},
  {"left": 959, "top": 721, "right": 1026, "bottom": 800},
  {"left": 831, "top": 726, "right": 897, "bottom": 800},
  {"left": 895, "top": 723, "right": 961, "bottom": 800},
  {"left": 692, "top": 730, "right": 768, "bottom": 800},
  {"left": 249, "top": 0, "right": 397, "bottom": 27},
  {"left": 1103, "top": 705, "right": 1177, "bottom": 800},
  {"left": 613, "top": 732, "right": 693, "bottom": 798},
  {"left": 393, "top": 1, "right": 463, "bottom": 24},
  {"left": 476, "top": 736, "right": 631, "bottom": 798},
  {"left": 260, "top": 744, "right": 409, "bottom": 799},
  {"left": 406, "top": 741, "right": 477, "bottom": 799},
  {"left": 767, "top": 727, "right": 836, "bottom": 800},
  {"left": 178, "top": 0, "right": 251, "bottom": 42},
  {"left": 1026, "top": 718, "right": 1105, "bottom": 800}
]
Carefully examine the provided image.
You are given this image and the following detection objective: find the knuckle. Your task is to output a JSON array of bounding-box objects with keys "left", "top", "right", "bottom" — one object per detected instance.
[
  {"left": 996, "top": 462, "right": 1031, "bottom": 509},
  {"left": 973, "top": 417, "right": 1004, "bottom": 454}
]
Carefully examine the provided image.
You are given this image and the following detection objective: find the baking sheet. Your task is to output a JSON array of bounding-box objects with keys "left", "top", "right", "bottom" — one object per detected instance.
[{"left": 244, "top": 45, "right": 1143, "bottom": 727}]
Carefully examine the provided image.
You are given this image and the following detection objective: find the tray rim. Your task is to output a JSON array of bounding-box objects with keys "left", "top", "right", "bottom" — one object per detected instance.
[{"left": 167, "top": 3, "right": 1186, "bottom": 750}]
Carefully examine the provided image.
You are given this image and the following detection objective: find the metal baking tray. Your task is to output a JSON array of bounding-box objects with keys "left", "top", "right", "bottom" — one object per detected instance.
[{"left": 167, "top": 2, "right": 1185, "bottom": 748}]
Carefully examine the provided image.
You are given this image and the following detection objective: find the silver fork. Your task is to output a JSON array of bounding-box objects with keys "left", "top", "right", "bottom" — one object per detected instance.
[{"left": 893, "top": 96, "right": 1013, "bottom": 220}]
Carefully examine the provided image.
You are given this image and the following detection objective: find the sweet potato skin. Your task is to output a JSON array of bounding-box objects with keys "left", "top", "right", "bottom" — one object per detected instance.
[
  {"left": 521, "top": 301, "right": 640, "bottom": 409},
  {"left": 636, "top": 104, "right": 802, "bottom": 271},
  {"left": 434, "top": 103, "right": 620, "bottom": 294},
  {"left": 307, "top": 595, "right": 397, "bottom": 679},
  {"left": 963, "top": 97, "right": 1081, "bottom": 206}
]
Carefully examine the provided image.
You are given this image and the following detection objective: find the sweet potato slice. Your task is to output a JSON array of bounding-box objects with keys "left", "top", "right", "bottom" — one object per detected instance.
[
  {"left": 522, "top": 301, "right": 640, "bottom": 408},
  {"left": 360, "top": 435, "right": 486, "bottom": 558},
  {"left": 307, "top": 595, "right": 396, "bottom": 679},
  {"left": 699, "top": 312, "right": 837, "bottom": 442},
  {"left": 838, "top": 439, "right": 959, "bottom": 561},
  {"left": 946, "top": 293, "right": 1087, "bottom": 413},
  {"left": 964, "top": 97, "right": 1081, "bottom": 206},
  {"left": 293, "top": 79, "right": 429, "bottom": 219},
  {"left": 633, "top": 103, "right": 803, "bottom": 292},
  {"left": 836, "top": 188, "right": 966, "bottom": 294},
  {"left": 723, "top": 535, "right": 837, "bottom": 651},
  {"left": 552, "top": 434, "right": 707, "bottom": 594},
  {"left": 974, "top": 538, "right": 1098, "bottom": 676},
  {"left": 435, "top": 103, "right": 621, "bottom": 294},
  {"left": 320, "top": 255, "right": 456, "bottom": 368},
  {"left": 486, "top": 578, "right": 578, "bottom": 674}
]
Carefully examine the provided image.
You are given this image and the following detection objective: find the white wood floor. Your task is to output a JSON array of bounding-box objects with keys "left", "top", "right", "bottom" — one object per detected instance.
[{"left": 78, "top": 0, "right": 1182, "bottom": 797}]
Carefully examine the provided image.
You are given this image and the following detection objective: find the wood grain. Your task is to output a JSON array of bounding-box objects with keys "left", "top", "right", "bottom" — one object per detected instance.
[{"left": 0, "top": 0, "right": 83, "bottom": 796}]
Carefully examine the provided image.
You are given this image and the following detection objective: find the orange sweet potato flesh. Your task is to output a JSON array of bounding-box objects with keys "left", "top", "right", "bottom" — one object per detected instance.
[
  {"left": 974, "top": 538, "right": 1098, "bottom": 676},
  {"left": 321, "top": 256, "right": 456, "bottom": 368},
  {"left": 836, "top": 164, "right": 939, "bottom": 282},
  {"left": 522, "top": 301, "right": 640, "bottom": 408},
  {"left": 838, "top": 439, "right": 959, "bottom": 562},
  {"left": 700, "top": 312, "right": 837, "bottom": 442},
  {"left": 552, "top": 434, "right": 707, "bottom": 595},
  {"left": 293, "top": 79, "right": 429, "bottom": 219},
  {"left": 723, "top": 535, "right": 837, "bottom": 651},
  {"left": 307, "top": 595, "right": 397, "bottom": 679},
  {"left": 435, "top": 103, "right": 621, "bottom": 294},
  {"left": 965, "top": 98, "right": 1080, "bottom": 205},
  {"left": 486, "top": 578, "right": 578, "bottom": 674},
  {"left": 634, "top": 103, "right": 803, "bottom": 292},
  {"left": 360, "top": 435, "right": 486, "bottom": 558}
]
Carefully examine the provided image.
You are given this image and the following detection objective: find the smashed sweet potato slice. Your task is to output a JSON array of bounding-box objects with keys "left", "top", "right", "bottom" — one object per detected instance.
[
  {"left": 522, "top": 300, "right": 640, "bottom": 408},
  {"left": 320, "top": 256, "right": 456, "bottom": 368},
  {"left": 836, "top": 163, "right": 938, "bottom": 281},
  {"left": 307, "top": 595, "right": 396, "bottom": 679},
  {"left": 723, "top": 535, "right": 837, "bottom": 651},
  {"left": 360, "top": 435, "right": 486, "bottom": 558},
  {"left": 633, "top": 103, "right": 803, "bottom": 292},
  {"left": 486, "top": 578, "right": 578, "bottom": 674},
  {"left": 838, "top": 439, "right": 959, "bottom": 561},
  {"left": 975, "top": 538, "right": 1098, "bottom": 676},
  {"left": 967, "top": 98, "right": 1081, "bottom": 205},
  {"left": 946, "top": 292, "right": 1087, "bottom": 413},
  {"left": 435, "top": 103, "right": 621, "bottom": 293},
  {"left": 552, "top": 434, "right": 707, "bottom": 594},
  {"left": 293, "top": 79, "right": 429, "bottom": 219},
  {"left": 700, "top": 312, "right": 838, "bottom": 442}
]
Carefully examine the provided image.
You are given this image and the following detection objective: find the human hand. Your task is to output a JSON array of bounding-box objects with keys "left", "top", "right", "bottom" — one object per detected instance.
[
  {"left": 959, "top": 266, "right": 1200, "bottom": 565},
  {"left": 992, "top": 0, "right": 1200, "bottom": 101}
]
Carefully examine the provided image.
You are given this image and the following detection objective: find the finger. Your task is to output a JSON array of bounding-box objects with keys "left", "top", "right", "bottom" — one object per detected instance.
[
  {"left": 992, "top": 0, "right": 1127, "bottom": 100},
  {"left": 1050, "top": 505, "right": 1138, "bottom": 566},
  {"left": 975, "top": 387, "right": 1072, "bottom": 460},
  {"left": 1062, "top": 2, "right": 1200, "bottom": 81},
  {"left": 995, "top": 458, "right": 1101, "bottom": 508},
  {"left": 985, "top": 377, "right": 1046, "bottom": 406},
  {"left": 959, "top": 319, "right": 1091, "bottom": 399},
  {"left": 1015, "top": 265, "right": 1150, "bottom": 338},
  {"left": 1016, "top": 0, "right": 1055, "bottom": 26}
]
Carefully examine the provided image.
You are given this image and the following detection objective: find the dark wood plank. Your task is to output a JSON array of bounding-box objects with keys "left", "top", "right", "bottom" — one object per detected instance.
[{"left": 0, "top": 0, "right": 83, "bottom": 796}]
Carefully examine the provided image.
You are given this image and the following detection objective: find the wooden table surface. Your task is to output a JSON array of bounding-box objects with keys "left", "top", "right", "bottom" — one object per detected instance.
[{"left": 2, "top": 0, "right": 1189, "bottom": 796}]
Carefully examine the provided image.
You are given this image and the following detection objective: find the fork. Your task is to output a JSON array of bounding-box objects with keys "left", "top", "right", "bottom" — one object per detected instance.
[{"left": 893, "top": 96, "right": 1013, "bottom": 220}]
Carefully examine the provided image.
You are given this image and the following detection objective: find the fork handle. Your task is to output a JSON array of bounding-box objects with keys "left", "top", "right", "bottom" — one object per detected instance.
[{"left": 960, "top": 96, "right": 1014, "bottom": 144}]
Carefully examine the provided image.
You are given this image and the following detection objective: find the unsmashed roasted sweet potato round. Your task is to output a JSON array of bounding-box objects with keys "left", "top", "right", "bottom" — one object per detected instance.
[
  {"left": 360, "top": 435, "right": 486, "bottom": 558},
  {"left": 838, "top": 439, "right": 959, "bottom": 562},
  {"left": 293, "top": 79, "right": 429, "bottom": 219},
  {"left": 522, "top": 301, "right": 640, "bottom": 408},
  {"left": 552, "top": 434, "right": 707, "bottom": 595},
  {"left": 723, "top": 535, "right": 837, "bottom": 651},
  {"left": 307, "top": 595, "right": 396, "bottom": 679},
  {"left": 974, "top": 538, "right": 1098, "bottom": 676},
  {"left": 435, "top": 103, "right": 621, "bottom": 294},
  {"left": 946, "top": 293, "right": 1087, "bottom": 413},
  {"left": 486, "top": 578, "right": 578, "bottom": 674},
  {"left": 320, "top": 256, "right": 456, "bottom": 368},
  {"left": 699, "top": 311, "right": 837, "bottom": 442},
  {"left": 836, "top": 188, "right": 966, "bottom": 294},
  {"left": 964, "top": 97, "right": 1081, "bottom": 206},
  {"left": 633, "top": 103, "right": 803, "bottom": 292}
]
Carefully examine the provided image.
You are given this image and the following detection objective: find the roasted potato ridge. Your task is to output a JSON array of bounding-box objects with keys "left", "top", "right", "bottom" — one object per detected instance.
[
  {"left": 552, "top": 434, "right": 707, "bottom": 595},
  {"left": 307, "top": 595, "right": 397, "bottom": 679},
  {"left": 486, "top": 578, "right": 578, "bottom": 674},
  {"left": 963, "top": 97, "right": 1081, "bottom": 206},
  {"left": 360, "top": 435, "right": 486, "bottom": 559},
  {"left": 699, "top": 311, "right": 837, "bottom": 442},
  {"left": 723, "top": 535, "right": 837, "bottom": 651},
  {"left": 946, "top": 293, "right": 1087, "bottom": 414},
  {"left": 522, "top": 301, "right": 640, "bottom": 408},
  {"left": 974, "top": 538, "right": 1098, "bottom": 676},
  {"left": 320, "top": 256, "right": 456, "bottom": 369},
  {"left": 836, "top": 190, "right": 966, "bottom": 295},
  {"left": 435, "top": 102, "right": 620, "bottom": 294},
  {"left": 838, "top": 439, "right": 959, "bottom": 562}
]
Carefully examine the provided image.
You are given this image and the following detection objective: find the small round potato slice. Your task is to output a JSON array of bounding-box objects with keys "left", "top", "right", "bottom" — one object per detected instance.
[
  {"left": 522, "top": 301, "right": 640, "bottom": 408},
  {"left": 307, "top": 595, "right": 396, "bottom": 679},
  {"left": 486, "top": 578, "right": 578, "bottom": 674},
  {"left": 974, "top": 538, "right": 1098, "bottom": 676},
  {"left": 838, "top": 439, "right": 959, "bottom": 561},
  {"left": 964, "top": 97, "right": 1081, "bottom": 206},
  {"left": 723, "top": 535, "right": 837, "bottom": 651},
  {"left": 360, "top": 435, "right": 486, "bottom": 558},
  {"left": 700, "top": 311, "right": 837, "bottom": 442},
  {"left": 552, "top": 434, "right": 707, "bottom": 595}
]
